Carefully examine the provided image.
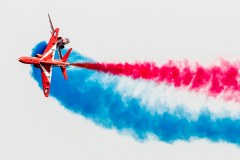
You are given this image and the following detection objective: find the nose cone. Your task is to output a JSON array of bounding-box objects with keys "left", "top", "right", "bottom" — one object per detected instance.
[
  {"left": 18, "top": 57, "right": 30, "bottom": 64},
  {"left": 19, "top": 57, "right": 23, "bottom": 63}
]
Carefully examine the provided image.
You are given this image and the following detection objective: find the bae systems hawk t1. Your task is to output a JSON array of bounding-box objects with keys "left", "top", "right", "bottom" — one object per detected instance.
[{"left": 19, "top": 15, "right": 72, "bottom": 97}]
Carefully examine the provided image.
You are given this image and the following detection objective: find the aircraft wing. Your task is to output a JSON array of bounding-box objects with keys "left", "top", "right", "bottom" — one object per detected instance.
[
  {"left": 41, "top": 28, "right": 59, "bottom": 60},
  {"left": 39, "top": 28, "right": 58, "bottom": 97},
  {"left": 48, "top": 14, "right": 54, "bottom": 34},
  {"left": 40, "top": 64, "right": 53, "bottom": 97},
  {"left": 39, "top": 43, "right": 56, "bottom": 97}
]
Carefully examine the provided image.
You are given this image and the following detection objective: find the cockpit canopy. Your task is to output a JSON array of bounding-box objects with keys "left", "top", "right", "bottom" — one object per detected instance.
[{"left": 63, "top": 38, "right": 70, "bottom": 44}]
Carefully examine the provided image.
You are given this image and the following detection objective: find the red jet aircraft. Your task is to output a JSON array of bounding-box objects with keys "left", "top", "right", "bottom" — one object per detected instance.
[{"left": 19, "top": 28, "right": 72, "bottom": 97}]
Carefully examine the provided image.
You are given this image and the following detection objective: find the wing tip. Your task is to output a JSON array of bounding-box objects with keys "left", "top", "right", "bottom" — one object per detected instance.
[{"left": 44, "top": 91, "right": 49, "bottom": 97}]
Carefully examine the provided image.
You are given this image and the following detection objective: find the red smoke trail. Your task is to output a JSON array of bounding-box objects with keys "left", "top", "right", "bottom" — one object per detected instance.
[{"left": 71, "top": 60, "right": 240, "bottom": 101}]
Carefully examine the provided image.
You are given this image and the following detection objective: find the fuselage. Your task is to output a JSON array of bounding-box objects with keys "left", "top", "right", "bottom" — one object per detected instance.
[{"left": 19, "top": 57, "right": 70, "bottom": 67}]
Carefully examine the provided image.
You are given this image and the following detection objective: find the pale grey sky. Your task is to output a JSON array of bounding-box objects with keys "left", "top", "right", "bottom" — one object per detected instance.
[{"left": 1, "top": 0, "right": 240, "bottom": 159}]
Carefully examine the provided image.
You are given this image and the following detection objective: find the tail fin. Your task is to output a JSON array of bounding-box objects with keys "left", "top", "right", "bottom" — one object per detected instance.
[
  {"left": 60, "top": 48, "right": 72, "bottom": 80},
  {"left": 62, "top": 48, "right": 72, "bottom": 61}
]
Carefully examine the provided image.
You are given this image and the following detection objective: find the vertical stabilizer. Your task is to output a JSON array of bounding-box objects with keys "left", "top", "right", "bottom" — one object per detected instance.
[
  {"left": 60, "top": 48, "right": 72, "bottom": 80},
  {"left": 62, "top": 48, "right": 72, "bottom": 61}
]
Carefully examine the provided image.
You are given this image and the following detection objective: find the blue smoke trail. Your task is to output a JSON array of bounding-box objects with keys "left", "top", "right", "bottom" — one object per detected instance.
[{"left": 30, "top": 42, "right": 240, "bottom": 145}]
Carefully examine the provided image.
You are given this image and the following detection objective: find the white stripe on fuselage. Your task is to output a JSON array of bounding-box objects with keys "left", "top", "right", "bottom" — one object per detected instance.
[
  {"left": 40, "top": 43, "right": 57, "bottom": 61},
  {"left": 39, "top": 43, "right": 57, "bottom": 82},
  {"left": 40, "top": 64, "right": 52, "bottom": 82}
]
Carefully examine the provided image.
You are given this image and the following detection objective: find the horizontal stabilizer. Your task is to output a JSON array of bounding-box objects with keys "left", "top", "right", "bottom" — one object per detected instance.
[{"left": 61, "top": 66, "right": 67, "bottom": 80}]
